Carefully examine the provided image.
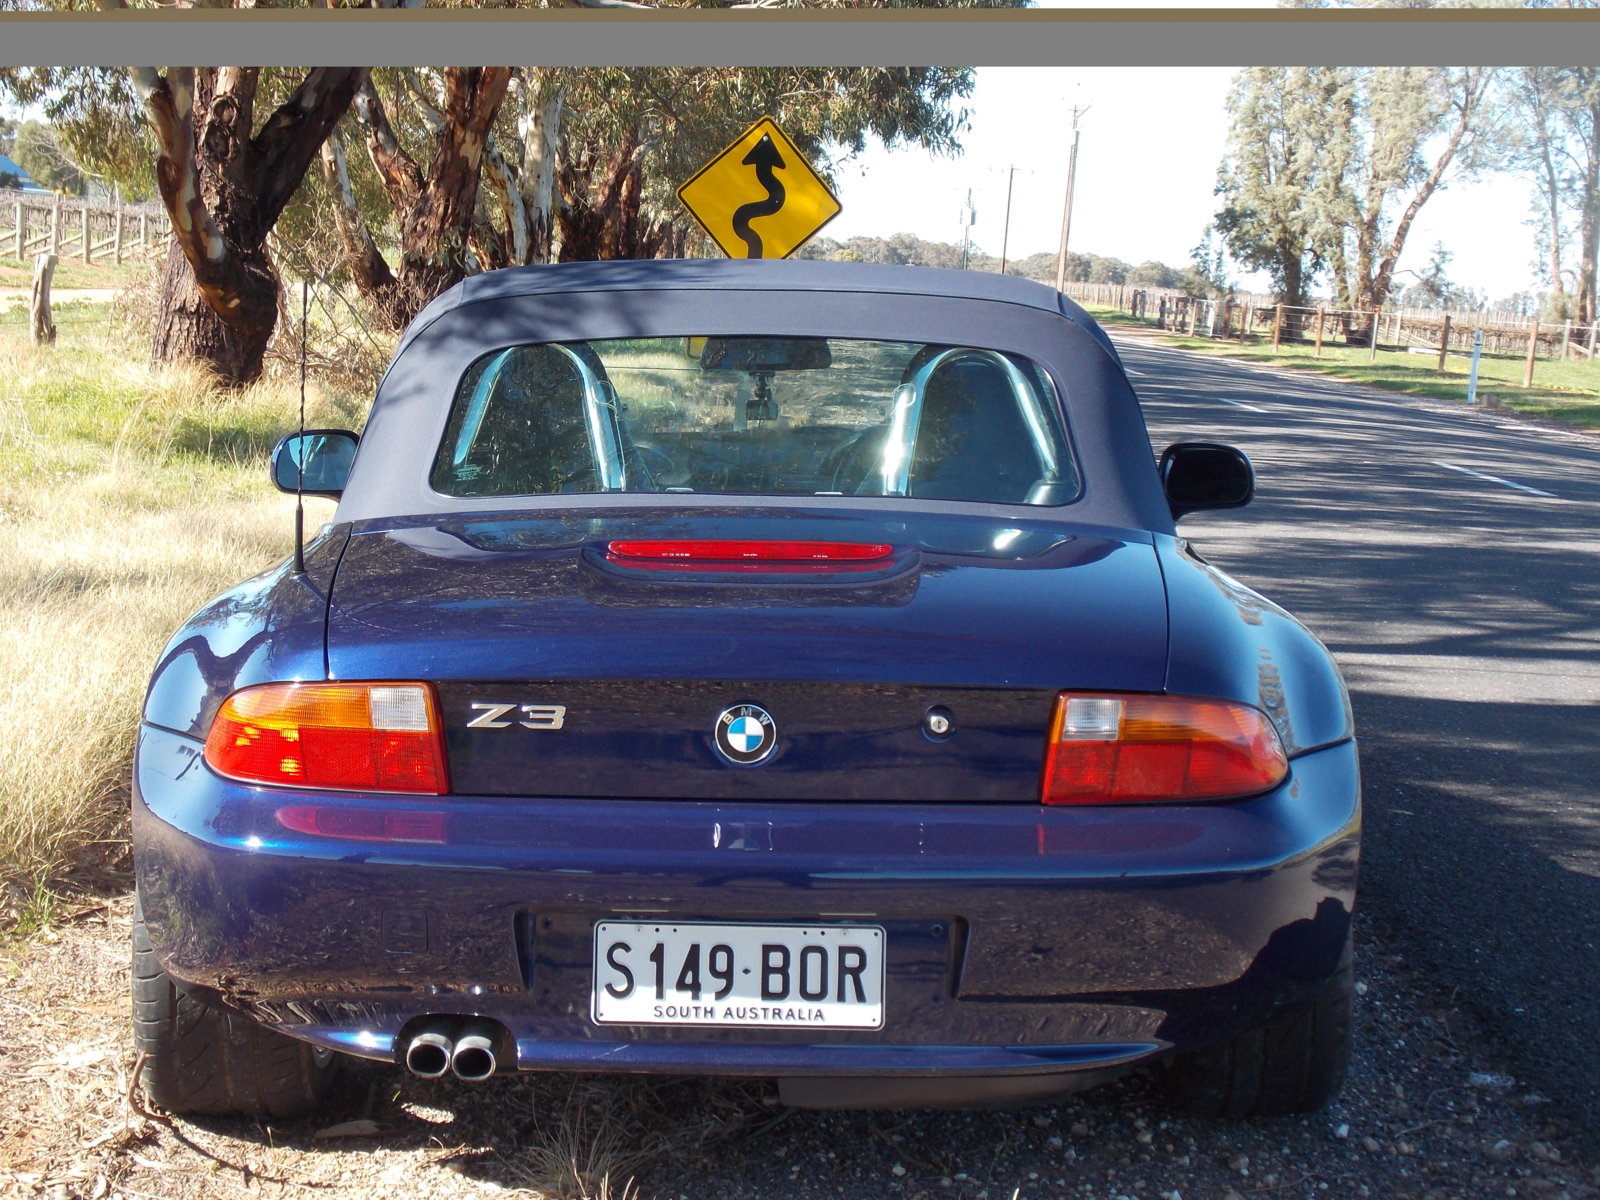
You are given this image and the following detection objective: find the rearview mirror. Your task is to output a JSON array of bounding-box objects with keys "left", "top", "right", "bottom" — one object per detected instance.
[
  {"left": 1159, "top": 442, "right": 1254, "bottom": 520},
  {"left": 271, "top": 429, "right": 360, "bottom": 498}
]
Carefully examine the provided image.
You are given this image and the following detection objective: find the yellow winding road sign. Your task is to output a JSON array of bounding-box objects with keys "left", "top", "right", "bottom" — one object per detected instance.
[{"left": 677, "top": 117, "right": 842, "bottom": 260}]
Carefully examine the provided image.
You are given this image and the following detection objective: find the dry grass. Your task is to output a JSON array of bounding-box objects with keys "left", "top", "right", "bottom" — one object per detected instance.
[{"left": 0, "top": 330, "right": 362, "bottom": 911}]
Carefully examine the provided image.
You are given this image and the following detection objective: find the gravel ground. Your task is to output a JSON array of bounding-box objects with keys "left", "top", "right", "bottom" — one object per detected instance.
[{"left": 1, "top": 891, "right": 1595, "bottom": 1200}]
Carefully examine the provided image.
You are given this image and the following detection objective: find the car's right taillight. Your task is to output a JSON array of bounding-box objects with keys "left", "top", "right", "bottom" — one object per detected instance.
[{"left": 1041, "top": 693, "right": 1288, "bottom": 805}]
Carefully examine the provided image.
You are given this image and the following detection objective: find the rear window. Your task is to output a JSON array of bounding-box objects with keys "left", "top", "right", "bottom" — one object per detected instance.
[{"left": 431, "top": 336, "right": 1079, "bottom": 505}]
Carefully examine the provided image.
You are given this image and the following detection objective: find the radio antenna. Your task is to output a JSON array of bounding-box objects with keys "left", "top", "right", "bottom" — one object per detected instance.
[{"left": 293, "top": 278, "right": 308, "bottom": 576}]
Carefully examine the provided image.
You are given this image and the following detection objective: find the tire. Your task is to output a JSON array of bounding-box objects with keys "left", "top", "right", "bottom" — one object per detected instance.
[
  {"left": 1154, "top": 940, "right": 1353, "bottom": 1119},
  {"left": 132, "top": 892, "right": 336, "bottom": 1119}
]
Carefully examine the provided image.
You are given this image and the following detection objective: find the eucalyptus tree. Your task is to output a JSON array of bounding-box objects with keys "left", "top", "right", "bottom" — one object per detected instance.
[
  {"left": 321, "top": 68, "right": 512, "bottom": 331},
  {"left": 1508, "top": 67, "right": 1600, "bottom": 322},
  {"left": 1335, "top": 67, "right": 1502, "bottom": 339},
  {"left": 323, "top": 66, "right": 976, "bottom": 328},
  {"left": 1213, "top": 66, "right": 1501, "bottom": 342},
  {"left": 1213, "top": 67, "right": 1354, "bottom": 322},
  {"left": 1, "top": 66, "right": 364, "bottom": 384}
]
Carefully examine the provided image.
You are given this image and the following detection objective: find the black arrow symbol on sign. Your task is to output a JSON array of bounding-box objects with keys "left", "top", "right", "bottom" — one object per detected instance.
[{"left": 731, "top": 135, "right": 786, "bottom": 258}]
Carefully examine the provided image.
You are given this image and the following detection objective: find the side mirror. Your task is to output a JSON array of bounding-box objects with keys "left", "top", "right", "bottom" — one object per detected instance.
[
  {"left": 271, "top": 429, "right": 360, "bottom": 498},
  {"left": 1159, "top": 441, "right": 1254, "bottom": 520}
]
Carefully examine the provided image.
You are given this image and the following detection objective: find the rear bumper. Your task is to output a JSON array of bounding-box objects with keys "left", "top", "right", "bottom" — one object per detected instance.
[{"left": 133, "top": 722, "right": 1359, "bottom": 1081}]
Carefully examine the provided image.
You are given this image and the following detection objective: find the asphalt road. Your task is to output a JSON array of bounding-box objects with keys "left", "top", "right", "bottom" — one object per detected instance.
[{"left": 1122, "top": 333, "right": 1600, "bottom": 1145}]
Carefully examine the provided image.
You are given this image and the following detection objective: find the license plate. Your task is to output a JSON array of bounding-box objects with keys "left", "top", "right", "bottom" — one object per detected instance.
[{"left": 591, "top": 921, "right": 885, "bottom": 1029}]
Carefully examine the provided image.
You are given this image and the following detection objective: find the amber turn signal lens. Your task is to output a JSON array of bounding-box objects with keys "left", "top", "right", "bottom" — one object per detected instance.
[
  {"left": 1041, "top": 693, "right": 1288, "bottom": 805},
  {"left": 204, "top": 682, "right": 448, "bottom": 795}
]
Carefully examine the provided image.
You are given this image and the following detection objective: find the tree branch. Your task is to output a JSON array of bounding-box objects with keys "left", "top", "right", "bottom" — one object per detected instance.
[
  {"left": 550, "top": 0, "right": 656, "bottom": 9},
  {"left": 252, "top": 67, "right": 366, "bottom": 228},
  {"left": 483, "top": 137, "right": 529, "bottom": 265},
  {"left": 319, "top": 129, "right": 398, "bottom": 301},
  {"left": 400, "top": 68, "right": 446, "bottom": 134},
  {"left": 133, "top": 67, "right": 228, "bottom": 269},
  {"left": 352, "top": 75, "right": 425, "bottom": 214}
]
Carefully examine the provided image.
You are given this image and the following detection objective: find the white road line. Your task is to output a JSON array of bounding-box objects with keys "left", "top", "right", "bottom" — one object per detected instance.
[
  {"left": 1219, "top": 398, "right": 1270, "bottom": 413},
  {"left": 1432, "top": 461, "right": 1560, "bottom": 499}
]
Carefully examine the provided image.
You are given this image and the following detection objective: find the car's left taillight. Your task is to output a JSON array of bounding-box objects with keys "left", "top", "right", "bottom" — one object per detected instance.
[{"left": 203, "top": 682, "right": 449, "bottom": 794}]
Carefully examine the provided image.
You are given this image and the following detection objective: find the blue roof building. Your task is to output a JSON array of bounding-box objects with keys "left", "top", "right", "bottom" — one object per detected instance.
[{"left": 0, "top": 153, "right": 52, "bottom": 194}]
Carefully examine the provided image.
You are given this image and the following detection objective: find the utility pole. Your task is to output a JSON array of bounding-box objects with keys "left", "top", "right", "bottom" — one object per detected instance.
[
  {"left": 960, "top": 189, "right": 976, "bottom": 270},
  {"left": 1055, "top": 105, "right": 1089, "bottom": 293},
  {"left": 998, "top": 166, "right": 1019, "bottom": 274}
]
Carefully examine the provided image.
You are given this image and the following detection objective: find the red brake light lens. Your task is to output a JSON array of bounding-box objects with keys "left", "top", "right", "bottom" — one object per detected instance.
[
  {"left": 1042, "top": 693, "right": 1288, "bottom": 805},
  {"left": 204, "top": 682, "right": 448, "bottom": 795},
  {"left": 606, "top": 540, "right": 894, "bottom": 573}
]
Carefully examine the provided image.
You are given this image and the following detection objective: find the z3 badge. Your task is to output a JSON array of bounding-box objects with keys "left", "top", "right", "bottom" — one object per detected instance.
[
  {"left": 714, "top": 704, "right": 777, "bottom": 766},
  {"left": 467, "top": 702, "right": 568, "bottom": 730}
]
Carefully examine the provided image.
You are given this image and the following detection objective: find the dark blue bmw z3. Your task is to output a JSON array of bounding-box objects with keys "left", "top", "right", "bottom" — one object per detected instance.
[{"left": 132, "top": 260, "right": 1358, "bottom": 1120}]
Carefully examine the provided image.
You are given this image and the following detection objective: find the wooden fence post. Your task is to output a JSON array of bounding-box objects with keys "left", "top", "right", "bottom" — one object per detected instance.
[
  {"left": 81, "top": 204, "right": 91, "bottom": 264},
  {"left": 13, "top": 200, "right": 24, "bottom": 259},
  {"left": 30, "top": 252, "right": 58, "bottom": 346},
  {"left": 50, "top": 194, "right": 61, "bottom": 256},
  {"left": 1272, "top": 304, "right": 1283, "bottom": 350},
  {"left": 114, "top": 210, "right": 124, "bottom": 264},
  {"left": 1314, "top": 307, "right": 1326, "bottom": 358},
  {"left": 1562, "top": 320, "right": 1572, "bottom": 360},
  {"left": 1240, "top": 301, "right": 1252, "bottom": 342},
  {"left": 1437, "top": 314, "right": 1452, "bottom": 371},
  {"left": 1370, "top": 309, "right": 1381, "bottom": 362},
  {"left": 1523, "top": 320, "right": 1540, "bottom": 388}
]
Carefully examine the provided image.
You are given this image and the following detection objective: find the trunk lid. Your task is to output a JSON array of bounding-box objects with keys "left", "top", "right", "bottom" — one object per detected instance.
[{"left": 325, "top": 509, "right": 1169, "bottom": 801}]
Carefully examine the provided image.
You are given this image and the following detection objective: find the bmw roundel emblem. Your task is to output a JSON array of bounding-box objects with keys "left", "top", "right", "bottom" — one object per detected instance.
[{"left": 714, "top": 704, "right": 777, "bottom": 766}]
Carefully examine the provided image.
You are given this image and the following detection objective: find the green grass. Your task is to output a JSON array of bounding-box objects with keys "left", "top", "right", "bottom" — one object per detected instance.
[
  {"left": 1087, "top": 305, "right": 1600, "bottom": 432},
  {"left": 0, "top": 253, "right": 149, "bottom": 293},
  {"left": 0, "top": 319, "right": 371, "bottom": 920}
]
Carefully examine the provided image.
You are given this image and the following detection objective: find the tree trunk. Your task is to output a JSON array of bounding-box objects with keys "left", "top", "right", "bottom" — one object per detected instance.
[
  {"left": 133, "top": 66, "right": 363, "bottom": 385},
  {"left": 1578, "top": 97, "right": 1600, "bottom": 326},
  {"left": 151, "top": 237, "right": 276, "bottom": 381},
  {"left": 29, "top": 252, "right": 57, "bottom": 345},
  {"left": 340, "top": 68, "right": 511, "bottom": 331},
  {"left": 519, "top": 80, "right": 563, "bottom": 264},
  {"left": 557, "top": 135, "right": 644, "bottom": 262}
]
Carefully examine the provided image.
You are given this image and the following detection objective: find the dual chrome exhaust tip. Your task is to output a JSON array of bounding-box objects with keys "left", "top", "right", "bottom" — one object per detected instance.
[{"left": 401, "top": 1018, "right": 507, "bottom": 1082}]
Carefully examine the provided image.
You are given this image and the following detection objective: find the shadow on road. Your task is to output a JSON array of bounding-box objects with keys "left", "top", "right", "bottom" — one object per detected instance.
[{"left": 1133, "top": 339, "right": 1600, "bottom": 1146}]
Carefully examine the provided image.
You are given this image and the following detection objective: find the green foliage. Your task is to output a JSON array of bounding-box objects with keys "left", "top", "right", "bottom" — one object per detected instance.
[
  {"left": 1127, "top": 261, "right": 1186, "bottom": 288},
  {"left": 1213, "top": 67, "right": 1503, "bottom": 315},
  {"left": 1392, "top": 243, "right": 1487, "bottom": 311},
  {"left": 548, "top": 65, "right": 975, "bottom": 223},
  {"left": 1214, "top": 67, "right": 1353, "bottom": 308},
  {"left": 13, "top": 120, "right": 86, "bottom": 195},
  {"left": 0, "top": 69, "right": 154, "bottom": 199}
]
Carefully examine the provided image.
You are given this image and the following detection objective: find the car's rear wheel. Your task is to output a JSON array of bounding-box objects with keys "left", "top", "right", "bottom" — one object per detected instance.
[
  {"left": 132, "top": 893, "right": 335, "bottom": 1119},
  {"left": 1154, "top": 938, "right": 1353, "bottom": 1118}
]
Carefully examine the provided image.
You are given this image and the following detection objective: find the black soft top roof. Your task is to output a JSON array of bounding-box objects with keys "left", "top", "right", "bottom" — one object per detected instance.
[
  {"left": 347, "top": 257, "right": 1166, "bottom": 532},
  {"left": 398, "top": 259, "right": 1116, "bottom": 360}
]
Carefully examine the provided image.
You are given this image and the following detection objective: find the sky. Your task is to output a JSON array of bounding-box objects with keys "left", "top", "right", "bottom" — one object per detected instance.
[{"left": 822, "top": 66, "right": 1541, "bottom": 306}]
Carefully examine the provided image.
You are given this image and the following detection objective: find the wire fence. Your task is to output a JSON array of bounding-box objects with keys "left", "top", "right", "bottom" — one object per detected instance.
[{"left": 1064, "top": 283, "right": 1600, "bottom": 389}]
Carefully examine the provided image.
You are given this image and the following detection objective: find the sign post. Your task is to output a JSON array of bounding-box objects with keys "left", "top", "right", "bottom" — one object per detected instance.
[
  {"left": 678, "top": 117, "right": 841, "bottom": 260},
  {"left": 1467, "top": 327, "right": 1484, "bottom": 405}
]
